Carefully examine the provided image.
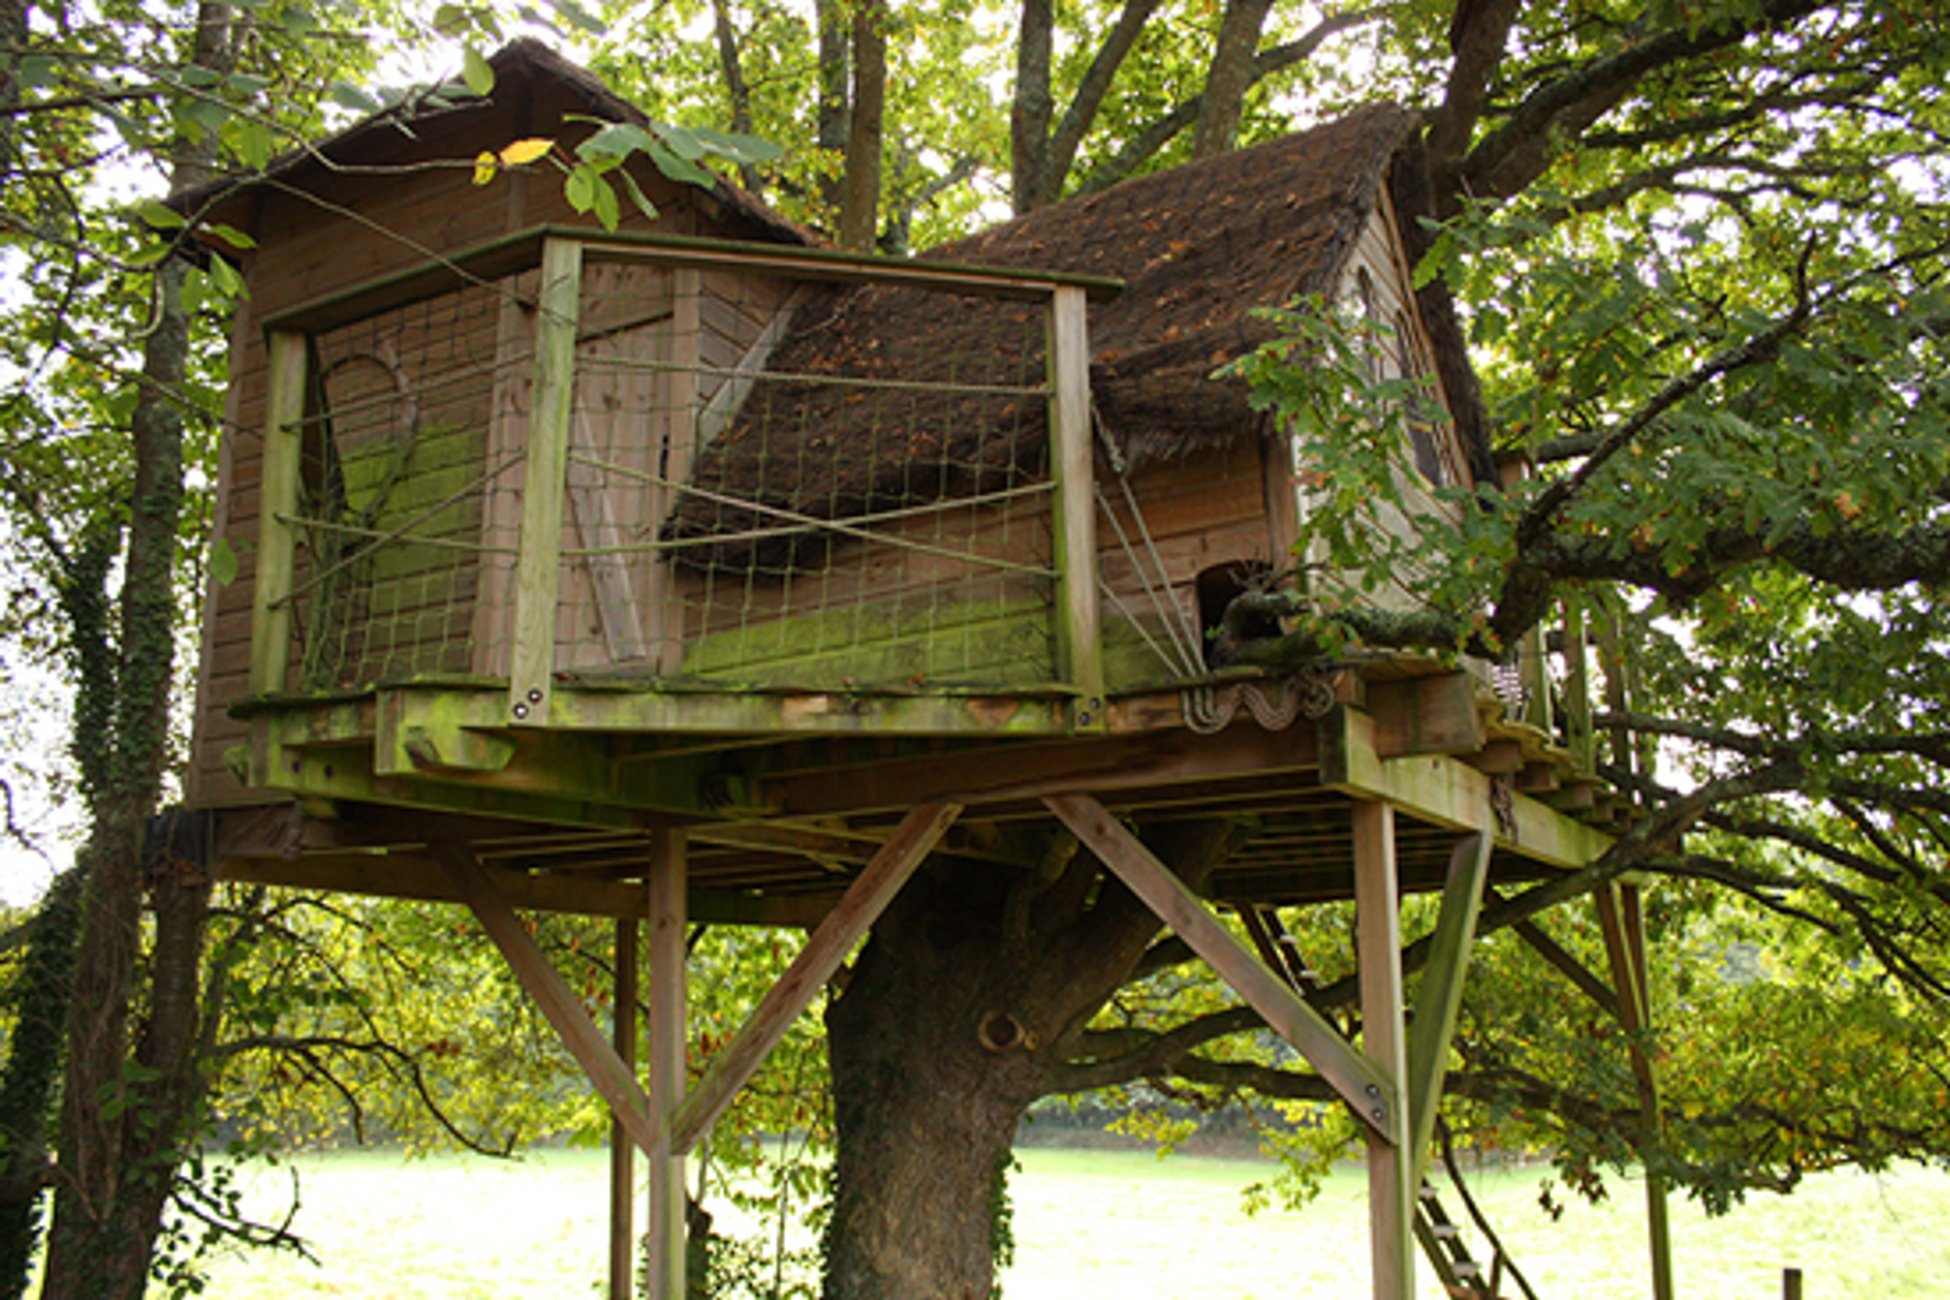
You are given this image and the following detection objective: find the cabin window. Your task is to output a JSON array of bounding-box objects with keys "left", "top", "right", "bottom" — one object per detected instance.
[{"left": 1395, "top": 308, "right": 1447, "bottom": 486}]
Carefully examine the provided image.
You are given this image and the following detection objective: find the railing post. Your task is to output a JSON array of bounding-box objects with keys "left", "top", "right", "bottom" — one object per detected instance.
[
  {"left": 507, "top": 236, "right": 583, "bottom": 727},
  {"left": 1047, "top": 284, "right": 1104, "bottom": 730},
  {"left": 250, "top": 329, "right": 309, "bottom": 696},
  {"left": 1562, "top": 597, "right": 1594, "bottom": 770}
]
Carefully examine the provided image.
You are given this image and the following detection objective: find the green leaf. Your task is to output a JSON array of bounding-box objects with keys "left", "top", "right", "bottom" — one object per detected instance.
[
  {"left": 210, "top": 538, "right": 239, "bottom": 589},
  {"left": 564, "top": 164, "right": 597, "bottom": 214},
  {"left": 547, "top": 0, "right": 608, "bottom": 34},
  {"left": 683, "top": 125, "right": 783, "bottom": 166},
  {"left": 433, "top": 3, "right": 466, "bottom": 31},
  {"left": 617, "top": 169, "right": 660, "bottom": 224},
  {"left": 205, "top": 223, "right": 257, "bottom": 250},
  {"left": 136, "top": 199, "right": 186, "bottom": 231},
  {"left": 236, "top": 117, "right": 275, "bottom": 170},
  {"left": 462, "top": 47, "right": 495, "bottom": 98},
  {"left": 17, "top": 56, "right": 57, "bottom": 90},
  {"left": 207, "top": 255, "right": 247, "bottom": 300},
  {"left": 646, "top": 140, "right": 716, "bottom": 189},
  {"left": 575, "top": 120, "right": 661, "bottom": 163},
  {"left": 328, "top": 82, "right": 383, "bottom": 114},
  {"left": 591, "top": 174, "right": 620, "bottom": 231}
]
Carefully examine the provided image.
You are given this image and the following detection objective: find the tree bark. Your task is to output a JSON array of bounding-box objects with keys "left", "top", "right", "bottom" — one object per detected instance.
[
  {"left": 823, "top": 820, "right": 1237, "bottom": 1299},
  {"left": 39, "top": 8, "right": 232, "bottom": 1295},
  {"left": 838, "top": 0, "right": 885, "bottom": 251},
  {"left": 1189, "top": 0, "right": 1275, "bottom": 160},
  {"left": 815, "top": 0, "right": 851, "bottom": 213}
]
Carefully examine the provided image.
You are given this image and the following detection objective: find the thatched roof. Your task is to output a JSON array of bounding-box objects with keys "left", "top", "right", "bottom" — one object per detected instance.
[
  {"left": 171, "top": 38, "right": 814, "bottom": 248},
  {"left": 672, "top": 104, "right": 1482, "bottom": 567}
]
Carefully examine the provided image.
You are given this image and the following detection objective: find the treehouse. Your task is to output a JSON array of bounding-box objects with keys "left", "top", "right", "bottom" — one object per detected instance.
[{"left": 179, "top": 39, "right": 1669, "bottom": 1300}]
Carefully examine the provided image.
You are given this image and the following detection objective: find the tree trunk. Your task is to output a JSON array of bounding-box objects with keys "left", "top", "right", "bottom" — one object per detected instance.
[
  {"left": 815, "top": 0, "right": 851, "bottom": 214},
  {"left": 39, "top": 8, "right": 232, "bottom": 1293},
  {"left": 823, "top": 820, "right": 1238, "bottom": 1299},
  {"left": 1190, "top": 0, "right": 1275, "bottom": 160},
  {"left": 838, "top": 0, "right": 886, "bottom": 251}
]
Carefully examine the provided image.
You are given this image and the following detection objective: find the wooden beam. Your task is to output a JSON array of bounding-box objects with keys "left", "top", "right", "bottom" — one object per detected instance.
[
  {"left": 1042, "top": 794, "right": 1398, "bottom": 1143},
  {"left": 431, "top": 843, "right": 665, "bottom": 1158},
  {"left": 1352, "top": 801, "right": 1414, "bottom": 1300},
  {"left": 609, "top": 915, "right": 639, "bottom": 1300},
  {"left": 507, "top": 236, "right": 583, "bottom": 728},
  {"left": 1403, "top": 833, "right": 1491, "bottom": 1182},
  {"left": 1597, "top": 882, "right": 1674, "bottom": 1300},
  {"left": 669, "top": 804, "right": 962, "bottom": 1152},
  {"left": 645, "top": 830, "right": 687, "bottom": 1300},
  {"left": 1047, "top": 284, "right": 1104, "bottom": 731},
  {"left": 216, "top": 847, "right": 840, "bottom": 926},
  {"left": 1321, "top": 706, "right": 1613, "bottom": 870},
  {"left": 693, "top": 284, "right": 808, "bottom": 448},
  {"left": 567, "top": 409, "right": 650, "bottom": 663},
  {"left": 1367, "top": 672, "right": 1486, "bottom": 759},
  {"left": 250, "top": 330, "right": 308, "bottom": 696},
  {"left": 765, "top": 722, "right": 1321, "bottom": 818}
]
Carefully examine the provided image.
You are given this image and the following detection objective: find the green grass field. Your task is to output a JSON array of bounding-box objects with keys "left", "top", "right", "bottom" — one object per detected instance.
[{"left": 188, "top": 1146, "right": 1950, "bottom": 1297}]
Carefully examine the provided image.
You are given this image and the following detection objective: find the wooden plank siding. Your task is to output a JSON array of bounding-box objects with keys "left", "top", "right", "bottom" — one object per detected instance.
[{"left": 185, "top": 79, "right": 774, "bottom": 806}]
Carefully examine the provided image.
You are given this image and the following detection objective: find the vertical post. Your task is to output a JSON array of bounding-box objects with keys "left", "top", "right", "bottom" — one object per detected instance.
[
  {"left": 508, "top": 236, "right": 584, "bottom": 727},
  {"left": 609, "top": 916, "right": 640, "bottom": 1300},
  {"left": 251, "top": 330, "right": 309, "bottom": 695},
  {"left": 1562, "top": 597, "right": 1594, "bottom": 770},
  {"left": 650, "top": 267, "right": 701, "bottom": 676},
  {"left": 1047, "top": 284, "right": 1104, "bottom": 730},
  {"left": 1597, "top": 882, "right": 1674, "bottom": 1300},
  {"left": 1783, "top": 1267, "right": 1804, "bottom": 1299},
  {"left": 645, "top": 829, "right": 688, "bottom": 1300},
  {"left": 1353, "top": 801, "right": 1413, "bottom": 1300}
]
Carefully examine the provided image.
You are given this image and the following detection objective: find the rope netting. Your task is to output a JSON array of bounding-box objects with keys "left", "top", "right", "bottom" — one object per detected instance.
[{"left": 282, "top": 278, "right": 525, "bottom": 690}]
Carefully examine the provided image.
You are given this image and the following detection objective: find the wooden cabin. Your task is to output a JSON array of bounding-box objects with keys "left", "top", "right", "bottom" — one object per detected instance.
[{"left": 179, "top": 39, "right": 1661, "bottom": 1300}]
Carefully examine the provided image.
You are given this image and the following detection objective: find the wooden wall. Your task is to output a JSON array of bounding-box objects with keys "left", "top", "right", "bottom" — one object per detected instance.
[
  {"left": 1280, "top": 197, "right": 1470, "bottom": 613},
  {"left": 186, "top": 74, "right": 782, "bottom": 808}
]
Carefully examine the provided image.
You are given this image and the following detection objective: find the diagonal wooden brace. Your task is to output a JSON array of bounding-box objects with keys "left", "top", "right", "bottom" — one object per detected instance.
[
  {"left": 432, "top": 841, "right": 667, "bottom": 1159},
  {"left": 1043, "top": 793, "right": 1400, "bottom": 1144},
  {"left": 669, "top": 802, "right": 963, "bottom": 1152},
  {"left": 1403, "top": 831, "right": 1492, "bottom": 1182}
]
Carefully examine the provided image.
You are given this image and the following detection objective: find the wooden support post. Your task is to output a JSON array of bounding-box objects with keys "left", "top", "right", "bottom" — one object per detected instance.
[
  {"left": 1047, "top": 284, "right": 1104, "bottom": 731},
  {"left": 609, "top": 915, "right": 639, "bottom": 1300},
  {"left": 1352, "top": 800, "right": 1414, "bottom": 1300},
  {"left": 1783, "top": 1267, "right": 1804, "bottom": 1300},
  {"left": 250, "top": 330, "right": 309, "bottom": 695},
  {"left": 669, "top": 804, "right": 962, "bottom": 1151},
  {"left": 431, "top": 843, "right": 664, "bottom": 1156},
  {"left": 1562, "top": 598, "right": 1594, "bottom": 771},
  {"left": 646, "top": 829, "right": 687, "bottom": 1300},
  {"left": 1403, "top": 832, "right": 1491, "bottom": 1182},
  {"left": 649, "top": 267, "right": 700, "bottom": 676},
  {"left": 508, "top": 236, "right": 584, "bottom": 727},
  {"left": 1043, "top": 795, "right": 1398, "bottom": 1143},
  {"left": 1597, "top": 882, "right": 1674, "bottom": 1300}
]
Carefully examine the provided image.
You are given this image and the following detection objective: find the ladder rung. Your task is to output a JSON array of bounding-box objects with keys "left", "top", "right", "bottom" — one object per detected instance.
[
  {"left": 1432, "top": 1223, "right": 1461, "bottom": 1240},
  {"left": 1453, "top": 1262, "right": 1481, "bottom": 1279}
]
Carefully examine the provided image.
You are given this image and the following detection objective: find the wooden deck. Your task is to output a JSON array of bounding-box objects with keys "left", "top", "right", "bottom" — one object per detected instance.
[{"left": 212, "top": 655, "right": 1621, "bottom": 921}]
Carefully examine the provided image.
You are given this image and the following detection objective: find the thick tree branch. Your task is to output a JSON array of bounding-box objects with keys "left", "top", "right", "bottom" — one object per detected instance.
[{"left": 1459, "top": 0, "right": 1825, "bottom": 205}]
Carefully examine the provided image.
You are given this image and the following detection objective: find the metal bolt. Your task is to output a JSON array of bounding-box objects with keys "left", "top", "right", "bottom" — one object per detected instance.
[
  {"left": 526, "top": 688, "right": 543, "bottom": 703},
  {"left": 1089, "top": 697, "right": 1103, "bottom": 711},
  {"left": 1371, "top": 1108, "right": 1385, "bottom": 1122},
  {"left": 1076, "top": 711, "right": 1092, "bottom": 726},
  {"left": 1365, "top": 1084, "right": 1380, "bottom": 1098},
  {"left": 512, "top": 702, "right": 529, "bottom": 720}
]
